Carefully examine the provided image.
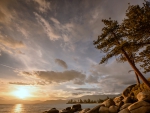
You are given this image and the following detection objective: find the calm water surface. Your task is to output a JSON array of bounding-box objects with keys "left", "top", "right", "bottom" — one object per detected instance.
[{"left": 0, "top": 104, "right": 99, "bottom": 113}]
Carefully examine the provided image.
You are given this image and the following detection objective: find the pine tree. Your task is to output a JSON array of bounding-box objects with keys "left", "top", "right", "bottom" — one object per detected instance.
[{"left": 93, "top": 17, "right": 150, "bottom": 89}]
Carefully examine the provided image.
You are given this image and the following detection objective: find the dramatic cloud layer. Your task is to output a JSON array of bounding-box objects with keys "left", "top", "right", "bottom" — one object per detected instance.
[{"left": 19, "top": 70, "right": 86, "bottom": 85}]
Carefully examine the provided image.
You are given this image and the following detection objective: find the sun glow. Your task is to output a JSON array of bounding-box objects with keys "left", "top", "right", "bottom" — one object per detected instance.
[{"left": 12, "top": 87, "right": 31, "bottom": 99}]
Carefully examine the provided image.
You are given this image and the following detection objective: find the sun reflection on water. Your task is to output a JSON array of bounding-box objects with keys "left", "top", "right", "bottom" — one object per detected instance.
[{"left": 14, "top": 104, "right": 23, "bottom": 113}]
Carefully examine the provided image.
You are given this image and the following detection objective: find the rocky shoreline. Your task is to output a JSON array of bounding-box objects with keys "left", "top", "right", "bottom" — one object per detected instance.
[{"left": 43, "top": 84, "right": 150, "bottom": 113}]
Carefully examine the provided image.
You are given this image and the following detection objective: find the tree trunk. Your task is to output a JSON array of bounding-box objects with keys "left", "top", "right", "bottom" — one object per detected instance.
[
  {"left": 135, "top": 72, "right": 140, "bottom": 85},
  {"left": 131, "top": 54, "right": 141, "bottom": 85},
  {"left": 121, "top": 49, "right": 150, "bottom": 89}
]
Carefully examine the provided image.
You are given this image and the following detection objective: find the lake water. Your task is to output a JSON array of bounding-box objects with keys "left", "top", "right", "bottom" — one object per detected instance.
[{"left": 0, "top": 103, "right": 99, "bottom": 113}]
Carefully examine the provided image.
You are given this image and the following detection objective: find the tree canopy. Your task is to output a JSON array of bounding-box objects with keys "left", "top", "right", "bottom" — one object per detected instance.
[{"left": 94, "top": 1, "right": 150, "bottom": 89}]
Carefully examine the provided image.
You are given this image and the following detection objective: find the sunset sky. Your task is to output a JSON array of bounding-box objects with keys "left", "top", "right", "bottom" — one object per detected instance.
[{"left": 0, "top": 0, "right": 150, "bottom": 101}]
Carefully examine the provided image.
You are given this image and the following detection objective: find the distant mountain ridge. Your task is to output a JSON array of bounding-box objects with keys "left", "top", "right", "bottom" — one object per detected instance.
[
  {"left": 0, "top": 94, "right": 120, "bottom": 104},
  {"left": 42, "top": 94, "right": 120, "bottom": 104}
]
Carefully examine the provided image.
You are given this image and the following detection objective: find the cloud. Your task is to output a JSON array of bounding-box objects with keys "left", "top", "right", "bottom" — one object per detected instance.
[
  {"left": 0, "top": 0, "right": 16, "bottom": 24},
  {"left": 86, "top": 61, "right": 138, "bottom": 94},
  {"left": 19, "top": 70, "right": 86, "bottom": 85},
  {"left": 0, "top": 34, "right": 25, "bottom": 49},
  {"left": 17, "top": 25, "right": 29, "bottom": 38},
  {"left": 9, "top": 81, "right": 47, "bottom": 85},
  {"left": 55, "top": 59, "right": 68, "bottom": 69},
  {"left": 75, "top": 88, "right": 100, "bottom": 91},
  {"left": 9, "top": 82, "right": 32, "bottom": 85},
  {"left": 34, "top": 12, "right": 60, "bottom": 40},
  {"left": 50, "top": 17, "right": 60, "bottom": 24},
  {"left": 33, "top": 0, "right": 51, "bottom": 13},
  {"left": 72, "top": 92, "right": 91, "bottom": 96}
]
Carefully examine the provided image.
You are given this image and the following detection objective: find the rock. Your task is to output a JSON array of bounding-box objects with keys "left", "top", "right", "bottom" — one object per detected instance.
[
  {"left": 79, "top": 108, "right": 90, "bottom": 113},
  {"left": 103, "top": 99, "right": 115, "bottom": 107},
  {"left": 47, "top": 108, "right": 59, "bottom": 113},
  {"left": 128, "top": 100, "right": 150, "bottom": 110},
  {"left": 137, "top": 91, "right": 150, "bottom": 102},
  {"left": 109, "top": 105, "right": 119, "bottom": 113},
  {"left": 99, "top": 106, "right": 109, "bottom": 113},
  {"left": 130, "top": 106, "right": 150, "bottom": 113},
  {"left": 128, "top": 100, "right": 150, "bottom": 113},
  {"left": 66, "top": 107, "right": 71, "bottom": 111},
  {"left": 114, "top": 96, "right": 124, "bottom": 105},
  {"left": 120, "top": 103, "right": 132, "bottom": 111},
  {"left": 86, "top": 104, "right": 103, "bottom": 113},
  {"left": 118, "top": 108, "right": 130, "bottom": 113},
  {"left": 122, "top": 84, "right": 136, "bottom": 98},
  {"left": 116, "top": 101, "right": 124, "bottom": 108},
  {"left": 123, "top": 97, "right": 132, "bottom": 103},
  {"left": 71, "top": 104, "right": 82, "bottom": 112}
]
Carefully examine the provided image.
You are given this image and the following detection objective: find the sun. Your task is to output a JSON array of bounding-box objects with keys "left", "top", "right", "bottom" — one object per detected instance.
[{"left": 12, "top": 87, "right": 31, "bottom": 99}]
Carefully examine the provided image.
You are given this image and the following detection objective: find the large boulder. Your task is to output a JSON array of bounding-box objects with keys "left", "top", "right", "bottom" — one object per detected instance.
[
  {"left": 118, "top": 108, "right": 130, "bottom": 113},
  {"left": 128, "top": 100, "right": 150, "bottom": 113},
  {"left": 79, "top": 108, "right": 90, "bottom": 113},
  {"left": 86, "top": 104, "right": 103, "bottom": 113},
  {"left": 120, "top": 103, "right": 132, "bottom": 111},
  {"left": 99, "top": 106, "right": 109, "bottom": 113},
  {"left": 137, "top": 91, "right": 150, "bottom": 102},
  {"left": 122, "top": 84, "right": 136, "bottom": 98},
  {"left": 109, "top": 105, "right": 119, "bottom": 113},
  {"left": 103, "top": 99, "right": 115, "bottom": 108},
  {"left": 71, "top": 104, "right": 82, "bottom": 112}
]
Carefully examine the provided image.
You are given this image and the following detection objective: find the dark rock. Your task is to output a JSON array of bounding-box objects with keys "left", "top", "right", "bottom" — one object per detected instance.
[
  {"left": 47, "top": 108, "right": 59, "bottom": 113},
  {"left": 66, "top": 107, "right": 71, "bottom": 111},
  {"left": 71, "top": 104, "right": 82, "bottom": 112}
]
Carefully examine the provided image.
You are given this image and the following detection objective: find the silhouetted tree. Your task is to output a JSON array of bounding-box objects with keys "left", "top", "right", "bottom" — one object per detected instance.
[{"left": 93, "top": 1, "right": 150, "bottom": 89}]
